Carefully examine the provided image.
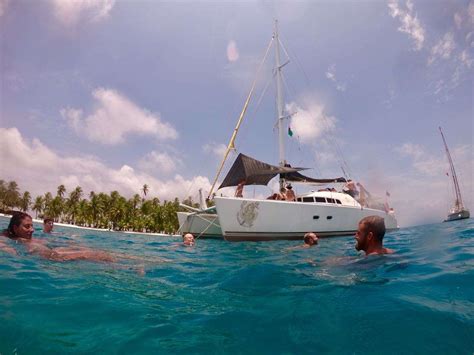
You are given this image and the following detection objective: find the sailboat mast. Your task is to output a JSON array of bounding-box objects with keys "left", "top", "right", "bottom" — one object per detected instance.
[
  {"left": 439, "top": 126, "right": 464, "bottom": 210},
  {"left": 274, "top": 20, "right": 286, "bottom": 171}
]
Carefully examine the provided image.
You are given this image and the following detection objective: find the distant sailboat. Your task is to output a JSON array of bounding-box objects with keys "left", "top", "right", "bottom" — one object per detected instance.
[{"left": 439, "top": 127, "right": 470, "bottom": 222}]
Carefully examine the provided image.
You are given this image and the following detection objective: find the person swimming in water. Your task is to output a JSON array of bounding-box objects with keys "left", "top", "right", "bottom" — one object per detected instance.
[
  {"left": 1, "top": 212, "right": 115, "bottom": 262},
  {"left": 183, "top": 233, "right": 195, "bottom": 246},
  {"left": 355, "top": 215, "right": 394, "bottom": 255},
  {"left": 43, "top": 217, "right": 54, "bottom": 233},
  {"left": 303, "top": 232, "right": 319, "bottom": 248}
]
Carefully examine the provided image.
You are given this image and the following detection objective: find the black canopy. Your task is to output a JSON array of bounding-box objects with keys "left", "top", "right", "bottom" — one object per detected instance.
[
  {"left": 218, "top": 153, "right": 301, "bottom": 189},
  {"left": 281, "top": 171, "right": 347, "bottom": 184}
]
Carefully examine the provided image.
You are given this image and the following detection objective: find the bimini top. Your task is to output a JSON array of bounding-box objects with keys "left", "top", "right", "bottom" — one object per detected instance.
[
  {"left": 218, "top": 153, "right": 301, "bottom": 189},
  {"left": 281, "top": 170, "right": 347, "bottom": 184},
  {"left": 218, "top": 153, "right": 346, "bottom": 189}
]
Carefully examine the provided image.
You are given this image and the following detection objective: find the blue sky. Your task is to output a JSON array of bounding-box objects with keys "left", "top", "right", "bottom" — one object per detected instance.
[{"left": 1, "top": 0, "right": 472, "bottom": 227}]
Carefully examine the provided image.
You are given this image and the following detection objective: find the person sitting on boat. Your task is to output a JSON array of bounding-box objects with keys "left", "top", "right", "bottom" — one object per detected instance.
[
  {"left": 343, "top": 179, "right": 359, "bottom": 198},
  {"left": 303, "top": 232, "right": 319, "bottom": 248},
  {"left": 285, "top": 184, "right": 296, "bottom": 201},
  {"left": 276, "top": 187, "right": 287, "bottom": 200},
  {"left": 235, "top": 179, "right": 246, "bottom": 198},
  {"left": 354, "top": 215, "right": 394, "bottom": 255}
]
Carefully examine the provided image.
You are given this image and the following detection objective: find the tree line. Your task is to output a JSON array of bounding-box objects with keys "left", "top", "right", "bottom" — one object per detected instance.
[{"left": 0, "top": 180, "right": 200, "bottom": 234}]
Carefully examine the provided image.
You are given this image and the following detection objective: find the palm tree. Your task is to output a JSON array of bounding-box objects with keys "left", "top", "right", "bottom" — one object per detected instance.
[
  {"left": 4, "top": 181, "right": 20, "bottom": 210},
  {"left": 142, "top": 184, "right": 149, "bottom": 198},
  {"left": 57, "top": 184, "right": 66, "bottom": 198},
  {"left": 32, "top": 196, "right": 44, "bottom": 218},
  {"left": 19, "top": 191, "right": 31, "bottom": 212},
  {"left": 66, "top": 186, "right": 83, "bottom": 224},
  {"left": 0, "top": 180, "right": 7, "bottom": 210}
]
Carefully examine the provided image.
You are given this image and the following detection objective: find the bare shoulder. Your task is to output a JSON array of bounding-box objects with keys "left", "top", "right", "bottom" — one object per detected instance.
[{"left": 0, "top": 236, "right": 18, "bottom": 255}]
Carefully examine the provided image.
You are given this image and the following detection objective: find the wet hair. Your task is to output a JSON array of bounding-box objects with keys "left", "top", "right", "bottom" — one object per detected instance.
[
  {"left": 4, "top": 212, "right": 32, "bottom": 238},
  {"left": 304, "top": 232, "right": 318, "bottom": 244},
  {"left": 183, "top": 233, "right": 194, "bottom": 241},
  {"left": 359, "top": 215, "right": 385, "bottom": 241},
  {"left": 43, "top": 217, "right": 53, "bottom": 224}
]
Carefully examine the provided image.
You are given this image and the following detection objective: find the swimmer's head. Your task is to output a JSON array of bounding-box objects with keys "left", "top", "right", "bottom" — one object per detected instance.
[
  {"left": 183, "top": 233, "right": 195, "bottom": 246},
  {"left": 6, "top": 212, "right": 33, "bottom": 239},
  {"left": 43, "top": 217, "right": 54, "bottom": 233},
  {"left": 303, "top": 232, "right": 318, "bottom": 246}
]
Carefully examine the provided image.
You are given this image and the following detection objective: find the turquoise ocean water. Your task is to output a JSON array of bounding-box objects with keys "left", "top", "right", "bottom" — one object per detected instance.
[{"left": 0, "top": 216, "right": 473, "bottom": 354}]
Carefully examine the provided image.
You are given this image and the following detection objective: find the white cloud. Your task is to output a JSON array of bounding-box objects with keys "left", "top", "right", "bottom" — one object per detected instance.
[
  {"left": 60, "top": 107, "right": 83, "bottom": 131},
  {"left": 394, "top": 142, "right": 424, "bottom": 160},
  {"left": 454, "top": 12, "right": 463, "bottom": 30},
  {"left": 0, "top": 0, "right": 9, "bottom": 17},
  {"left": 138, "top": 151, "right": 180, "bottom": 175},
  {"left": 459, "top": 50, "right": 473, "bottom": 68},
  {"left": 203, "top": 142, "right": 227, "bottom": 159},
  {"left": 51, "top": 0, "right": 115, "bottom": 27},
  {"left": 383, "top": 86, "right": 397, "bottom": 108},
  {"left": 286, "top": 100, "right": 337, "bottom": 144},
  {"left": 0, "top": 127, "right": 210, "bottom": 202},
  {"left": 61, "top": 88, "right": 178, "bottom": 145},
  {"left": 388, "top": 0, "right": 425, "bottom": 50},
  {"left": 469, "top": 1, "right": 474, "bottom": 24},
  {"left": 428, "top": 32, "right": 456, "bottom": 65},
  {"left": 227, "top": 40, "right": 240, "bottom": 62},
  {"left": 325, "top": 64, "right": 347, "bottom": 92},
  {"left": 394, "top": 142, "right": 444, "bottom": 176},
  {"left": 467, "top": 32, "right": 474, "bottom": 47}
]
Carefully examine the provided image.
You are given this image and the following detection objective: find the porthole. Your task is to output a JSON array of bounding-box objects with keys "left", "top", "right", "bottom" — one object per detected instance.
[
  {"left": 327, "top": 216, "right": 333, "bottom": 220},
  {"left": 313, "top": 215, "right": 319, "bottom": 220}
]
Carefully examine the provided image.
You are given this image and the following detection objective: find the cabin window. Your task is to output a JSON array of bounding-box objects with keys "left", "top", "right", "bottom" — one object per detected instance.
[
  {"left": 302, "top": 197, "right": 314, "bottom": 203},
  {"left": 336, "top": 199, "right": 342, "bottom": 204},
  {"left": 315, "top": 197, "right": 326, "bottom": 203},
  {"left": 327, "top": 216, "right": 333, "bottom": 220},
  {"left": 313, "top": 215, "right": 319, "bottom": 220},
  {"left": 327, "top": 198, "right": 335, "bottom": 203},
  {"left": 296, "top": 198, "right": 302, "bottom": 202}
]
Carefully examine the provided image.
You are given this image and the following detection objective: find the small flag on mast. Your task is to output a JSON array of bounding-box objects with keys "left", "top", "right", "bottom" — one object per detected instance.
[
  {"left": 386, "top": 191, "right": 391, "bottom": 197},
  {"left": 288, "top": 126, "right": 293, "bottom": 137}
]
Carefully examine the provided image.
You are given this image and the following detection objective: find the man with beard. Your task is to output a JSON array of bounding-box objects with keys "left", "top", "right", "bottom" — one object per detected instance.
[{"left": 355, "top": 215, "right": 394, "bottom": 255}]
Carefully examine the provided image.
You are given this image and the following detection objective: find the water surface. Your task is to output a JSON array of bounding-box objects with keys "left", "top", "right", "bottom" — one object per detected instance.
[{"left": 1, "top": 217, "right": 473, "bottom": 354}]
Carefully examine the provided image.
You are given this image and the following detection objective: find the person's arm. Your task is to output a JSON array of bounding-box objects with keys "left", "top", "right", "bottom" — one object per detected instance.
[{"left": 0, "top": 239, "right": 18, "bottom": 256}]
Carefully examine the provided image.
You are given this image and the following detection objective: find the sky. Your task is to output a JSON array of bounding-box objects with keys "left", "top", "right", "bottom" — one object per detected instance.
[{"left": 0, "top": 0, "right": 472, "bottom": 227}]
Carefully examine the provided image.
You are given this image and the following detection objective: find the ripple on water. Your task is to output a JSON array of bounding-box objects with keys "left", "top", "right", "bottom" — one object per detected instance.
[{"left": 0, "top": 216, "right": 473, "bottom": 353}]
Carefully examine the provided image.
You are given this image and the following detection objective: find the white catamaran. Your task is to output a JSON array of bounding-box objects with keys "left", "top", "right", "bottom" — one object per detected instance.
[
  {"left": 439, "top": 127, "right": 470, "bottom": 222},
  {"left": 212, "top": 21, "right": 399, "bottom": 241}
]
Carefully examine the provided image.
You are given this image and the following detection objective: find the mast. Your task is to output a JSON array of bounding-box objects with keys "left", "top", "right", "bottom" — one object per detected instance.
[
  {"left": 206, "top": 37, "right": 274, "bottom": 199},
  {"left": 439, "top": 126, "right": 464, "bottom": 211},
  {"left": 274, "top": 20, "right": 286, "bottom": 188}
]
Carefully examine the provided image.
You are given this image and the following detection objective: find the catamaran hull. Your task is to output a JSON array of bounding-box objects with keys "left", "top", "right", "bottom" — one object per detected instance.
[
  {"left": 177, "top": 212, "right": 222, "bottom": 238},
  {"left": 214, "top": 197, "right": 398, "bottom": 241},
  {"left": 444, "top": 210, "right": 470, "bottom": 222}
]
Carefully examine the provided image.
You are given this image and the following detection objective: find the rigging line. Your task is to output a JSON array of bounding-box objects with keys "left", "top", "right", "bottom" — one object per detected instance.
[
  {"left": 277, "top": 45, "right": 324, "bottom": 177},
  {"left": 280, "top": 34, "right": 353, "bottom": 179},
  {"left": 251, "top": 74, "right": 273, "bottom": 118},
  {"left": 279, "top": 34, "right": 312, "bottom": 89},
  {"left": 233, "top": 65, "right": 273, "bottom": 158},
  {"left": 280, "top": 72, "right": 325, "bottom": 177},
  {"left": 207, "top": 36, "right": 274, "bottom": 199}
]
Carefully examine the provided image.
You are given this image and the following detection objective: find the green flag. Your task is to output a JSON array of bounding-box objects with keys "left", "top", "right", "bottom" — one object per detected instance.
[{"left": 288, "top": 126, "right": 293, "bottom": 137}]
